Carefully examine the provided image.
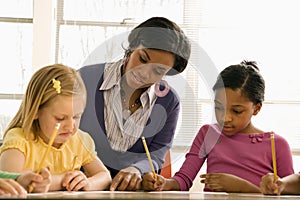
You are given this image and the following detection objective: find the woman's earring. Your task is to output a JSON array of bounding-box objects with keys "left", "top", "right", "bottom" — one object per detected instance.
[
  {"left": 122, "top": 56, "right": 129, "bottom": 68},
  {"left": 155, "top": 80, "right": 169, "bottom": 97}
]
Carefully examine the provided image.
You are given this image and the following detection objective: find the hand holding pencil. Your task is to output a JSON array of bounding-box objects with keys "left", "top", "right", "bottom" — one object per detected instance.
[
  {"left": 28, "top": 123, "right": 60, "bottom": 193},
  {"left": 141, "top": 136, "right": 157, "bottom": 181},
  {"left": 22, "top": 167, "right": 52, "bottom": 193},
  {"left": 260, "top": 132, "right": 282, "bottom": 195},
  {"left": 141, "top": 136, "right": 167, "bottom": 191},
  {"left": 260, "top": 132, "right": 287, "bottom": 195}
]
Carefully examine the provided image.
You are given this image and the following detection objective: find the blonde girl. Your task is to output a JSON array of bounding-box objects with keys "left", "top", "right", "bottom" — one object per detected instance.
[{"left": 0, "top": 64, "right": 111, "bottom": 192}]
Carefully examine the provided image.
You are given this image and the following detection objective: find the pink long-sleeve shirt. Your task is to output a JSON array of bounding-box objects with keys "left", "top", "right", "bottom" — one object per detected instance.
[{"left": 173, "top": 124, "right": 294, "bottom": 191}]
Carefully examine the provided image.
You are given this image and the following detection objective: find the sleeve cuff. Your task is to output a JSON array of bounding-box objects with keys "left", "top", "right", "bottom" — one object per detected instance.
[{"left": 0, "top": 171, "right": 20, "bottom": 180}]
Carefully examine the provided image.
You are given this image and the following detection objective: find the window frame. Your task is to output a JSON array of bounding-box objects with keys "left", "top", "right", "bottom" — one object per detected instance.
[{"left": 1, "top": 0, "right": 300, "bottom": 157}]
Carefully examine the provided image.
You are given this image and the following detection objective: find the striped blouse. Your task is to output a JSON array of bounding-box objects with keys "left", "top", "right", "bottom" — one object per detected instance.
[{"left": 100, "top": 61, "right": 157, "bottom": 152}]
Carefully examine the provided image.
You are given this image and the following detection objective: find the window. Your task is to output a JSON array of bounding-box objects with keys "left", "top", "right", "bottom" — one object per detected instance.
[
  {"left": 0, "top": 0, "right": 33, "bottom": 139},
  {"left": 56, "top": 0, "right": 184, "bottom": 67},
  {"left": 197, "top": 0, "right": 300, "bottom": 153},
  {"left": 1, "top": 0, "right": 300, "bottom": 163},
  {"left": 56, "top": 0, "right": 300, "bottom": 158}
]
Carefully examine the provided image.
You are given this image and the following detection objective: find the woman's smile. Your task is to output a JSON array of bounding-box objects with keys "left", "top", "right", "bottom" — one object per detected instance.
[
  {"left": 131, "top": 71, "right": 145, "bottom": 85},
  {"left": 127, "top": 70, "right": 148, "bottom": 88}
]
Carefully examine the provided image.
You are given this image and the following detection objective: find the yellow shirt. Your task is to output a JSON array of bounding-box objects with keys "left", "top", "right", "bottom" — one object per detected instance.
[{"left": 0, "top": 128, "right": 97, "bottom": 175}]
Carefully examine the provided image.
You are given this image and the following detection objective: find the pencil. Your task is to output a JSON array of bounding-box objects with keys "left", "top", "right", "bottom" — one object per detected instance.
[
  {"left": 141, "top": 136, "right": 157, "bottom": 181},
  {"left": 270, "top": 132, "right": 278, "bottom": 182},
  {"left": 29, "top": 123, "right": 60, "bottom": 193}
]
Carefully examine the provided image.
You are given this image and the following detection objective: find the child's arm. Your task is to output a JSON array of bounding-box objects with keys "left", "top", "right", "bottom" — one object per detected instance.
[
  {"left": 61, "top": 157, "right": 111, "bottom": 191},
  {"left": 280, "top": 173, "right": 300, "bottom": 194},
  {"left": 0, "top": 149, "right": 52, "bottom": 193},
  {"left": 200, "top": 173, "right": 261, "bottom": 193},
  {"left": 0, "top": 149, "right": 25, "bottom": 172},
  {"left": 142, "top": 126, "right": 210, "bottom": 192},
  {"left": 142, "top": 172, "right": 180, "bottom": 191},
  {"left": 260, "top": 173, "right": 300, "bottom": 195}
]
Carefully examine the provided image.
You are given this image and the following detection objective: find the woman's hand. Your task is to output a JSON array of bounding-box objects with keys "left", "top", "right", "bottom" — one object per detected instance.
[
  {"left": 200, "top": 173, "right": 260, "bottom": 193},
  {"left": 0, "top": 178, "right": 27, "bottom": 196},
  {"left": 62, "top": 170, "right": 89, "bottom": 191},
  {"left": 142, "top": 172, "right": 166, "bottom": 191},
  {"left": 260, "top": 173, "right": 284, "bottom": 195},
  {"left": 110, "top": 166, "right": 142, "bottom": 191}
]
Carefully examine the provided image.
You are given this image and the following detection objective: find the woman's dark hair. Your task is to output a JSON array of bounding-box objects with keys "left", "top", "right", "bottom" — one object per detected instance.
[
  {"left": 213, "top": 60, "right": 265, "bottom": 104},
  {"left": 126, "top": 17, "right": 191, "bottom": 75}
]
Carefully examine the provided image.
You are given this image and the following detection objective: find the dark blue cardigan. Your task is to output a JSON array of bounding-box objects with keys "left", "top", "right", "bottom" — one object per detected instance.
[{"left": 79, "top": 63, "right": 180, "bottom": 178}]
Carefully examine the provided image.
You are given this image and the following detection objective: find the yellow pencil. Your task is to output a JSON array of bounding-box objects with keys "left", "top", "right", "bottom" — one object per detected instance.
[
  {"left": 141, "top": 136, "right": 157, "bottom": 181},
  {"left": 270, "top": 133, "right": 278, "bottom": 182},
  {"left": 29, "top": 123, "right": 60, "bottom": 193}
]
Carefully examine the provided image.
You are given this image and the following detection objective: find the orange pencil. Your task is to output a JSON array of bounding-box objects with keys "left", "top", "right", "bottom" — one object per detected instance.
[
  {"left": 270, "top": 132, "right": 278, "bottom": 182},
  {"left": 29, "top": 123, "right": 60, "bottom": 193},
  {"left": 141, "top": 136, "right": 157, "bottom": 181}
]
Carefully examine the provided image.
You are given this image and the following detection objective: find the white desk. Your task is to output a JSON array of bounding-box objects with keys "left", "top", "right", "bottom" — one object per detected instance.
[{"left": 2, "top": 191, "right": 298, "bottom": 200}]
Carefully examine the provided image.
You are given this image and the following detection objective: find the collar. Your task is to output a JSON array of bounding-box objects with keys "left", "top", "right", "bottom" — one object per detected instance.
[
  {"left": 99, "top": 60, "right": 123, "bottom": 91},
  {"left": 148, "top": 84, "right": 157, "bottom": 105},
  {"left": 139, "top": 85, "right": 157, "bottom": 108},
  {"left": 100, "top": 60, "right": 157, "bottom": 106}
]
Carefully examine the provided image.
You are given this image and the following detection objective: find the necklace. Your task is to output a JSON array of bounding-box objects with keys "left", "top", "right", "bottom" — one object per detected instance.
[
  {"left": 120, "top": 88, "right": 141, "bottom": 119},
  {"left": 122, "top": 98, "right": 141, "bottom": 119}
]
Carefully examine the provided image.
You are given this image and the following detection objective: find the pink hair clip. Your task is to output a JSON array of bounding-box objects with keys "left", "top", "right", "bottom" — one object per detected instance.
[{"left": 52, "top": 78, "right": 61, "bottom": 94}]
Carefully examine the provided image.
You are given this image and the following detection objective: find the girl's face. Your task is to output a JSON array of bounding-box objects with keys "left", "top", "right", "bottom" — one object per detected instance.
[
  {"left": 36, "top": 95, "right": 85, "bottom": 148},
  {"left": 124, "top": 47, "right": 175, "bottom": 89},
  {"left": 214, "top": 88, "right": 261, "bottom": 136}
]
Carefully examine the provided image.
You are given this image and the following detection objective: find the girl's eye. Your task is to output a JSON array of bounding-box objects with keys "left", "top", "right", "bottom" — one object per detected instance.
[
  {"left": 233, "top": 110, "right": 243, "bottom": 114},
  {"left": 55, "top": 117, "right": 65, "bottom": 121}
]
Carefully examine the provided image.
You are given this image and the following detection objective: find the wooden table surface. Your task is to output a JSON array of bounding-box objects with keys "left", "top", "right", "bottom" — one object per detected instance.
[{"left": 2, "top": 191, "right": 300, "bottom": 199}]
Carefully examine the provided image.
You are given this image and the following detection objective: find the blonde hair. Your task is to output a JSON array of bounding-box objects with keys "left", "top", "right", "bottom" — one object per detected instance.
[{"left": 4, "top": 64, "right": 86, "bottom": 140}]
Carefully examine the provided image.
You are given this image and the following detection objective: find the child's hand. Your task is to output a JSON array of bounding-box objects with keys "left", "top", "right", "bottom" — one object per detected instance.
[
  {"left": 34, "top": 167, "right": 52, "bottom": 193},
  {"left": 201, "top": 173, "right": 233, "bottom": 192},
  {"left": 142, "top": 172, "right": 166, "bottom": 191},
  {"left": 62, "top": 170, "right": 89, "bottom": 191},
  {"left": 260, "top": 173, "right": 284, "bottom": 195},
  {"left": 0, "top": 178, "right": 27, "bottom": 196},
  {"left": 200, "top": 173, "right": 260, "bottom": 193},
  {"left": 17, "top": 168, "right": 51, "bottom": 193}
]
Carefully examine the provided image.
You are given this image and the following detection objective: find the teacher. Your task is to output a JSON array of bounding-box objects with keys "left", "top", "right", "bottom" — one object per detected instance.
[{"left": 79, "top": 17, "right": 191, "bottom": 191}]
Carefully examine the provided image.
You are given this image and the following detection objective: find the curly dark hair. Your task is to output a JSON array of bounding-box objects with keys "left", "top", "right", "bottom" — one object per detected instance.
[{"left": 126, "top": 17, "right": 191, "bottom": 75}]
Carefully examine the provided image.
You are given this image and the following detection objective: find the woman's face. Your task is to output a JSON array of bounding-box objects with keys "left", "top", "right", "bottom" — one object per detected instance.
[
  {"left": 36, "top": 95, "right": 85, "bottom": 148},
  {"left": 124, "top": 47, "right": 175, "bottom": 89}
]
